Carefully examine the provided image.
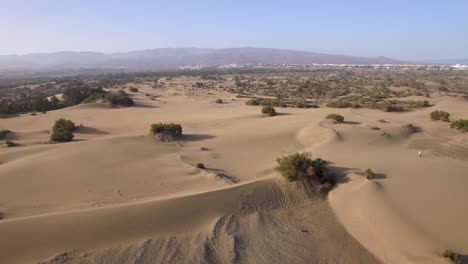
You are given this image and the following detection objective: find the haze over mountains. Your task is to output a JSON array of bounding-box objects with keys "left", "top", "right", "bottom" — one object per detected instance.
[{"left": 0, "top": 47, "right": 403, "bottom": 71}]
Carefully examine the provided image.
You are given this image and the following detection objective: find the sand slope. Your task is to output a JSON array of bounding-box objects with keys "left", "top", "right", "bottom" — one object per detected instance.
[{"left": 1, "top": 83, "right": 467, "bottom": 263}]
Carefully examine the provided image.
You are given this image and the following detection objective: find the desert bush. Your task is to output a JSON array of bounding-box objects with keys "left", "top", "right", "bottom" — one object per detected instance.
[
  {"left": 107, "top": 90, "right": 134, "bottom": 106},
  {"left": 326, "top": 113, "right": 344, "bottom": 123},
  {"left": 295, "top": 100, "right": 306, "bottom": 108},
  {"left": 0, "top": 130, "right": 11, "bottom": 139},
  {"left": 327, "top": 100, "right": 352, "bottom": 108},
  {"left": 196, "top": 163, "right": 205, "bottom": 169},
  {"left": 451, "top": 119, "right": 468, "bottom": 132},
  {"left": 5, "top": 140, "right": 16, "bottom": 147},
  {"left": 403, "top": 123, "right": 418, "bottom": 134},
  {"left": 261, "top": 105, "right": 277, "bottom": 116},
  {"left": 50, "top": 119, "right": 76, "bottom": 142},
  {"left": 150, "top": 123, "right": 183, "bottom": 136},
  {"left": 403, "top": 123, "right": 419, "bottom": 134},
  {"left": 430, "top": 110, "right": 450, "bottom": 122},
  {"left": 442, "top": 250, "right": 463, "bottom": 264},
  {"left": 128, "top": 87, "right": 138, "bottom": 92},
  {"left": 246, "top": 98, "right": 260, "bottom": 106},
  {"left": 365, "top": 168, "right": 375, "bottom": 180},
  {"left": 276, "top": 152, "right": 334, "bottom": 184},
  {"left": 215, "top": 99, "right": 223, "bottom": 104}
]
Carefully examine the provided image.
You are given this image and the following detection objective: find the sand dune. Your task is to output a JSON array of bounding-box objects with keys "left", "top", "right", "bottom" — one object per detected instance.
[{"left": 1, "top": 83, "right": 467, "bottom": 263}]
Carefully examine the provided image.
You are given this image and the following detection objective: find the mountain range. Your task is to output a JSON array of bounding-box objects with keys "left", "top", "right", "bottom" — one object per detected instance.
[{"left": 0, "top": 47, "right": 403, "bottom": 71}]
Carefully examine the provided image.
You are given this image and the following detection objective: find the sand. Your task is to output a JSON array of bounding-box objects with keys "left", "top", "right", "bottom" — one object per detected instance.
[{"left": 0, "top": 79, "right": 467, "bottom": 263}]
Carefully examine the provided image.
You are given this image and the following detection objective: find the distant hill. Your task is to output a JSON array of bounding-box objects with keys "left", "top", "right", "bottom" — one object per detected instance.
[{"left": 0, "top": 47, "right": 403, "bottom": 71}]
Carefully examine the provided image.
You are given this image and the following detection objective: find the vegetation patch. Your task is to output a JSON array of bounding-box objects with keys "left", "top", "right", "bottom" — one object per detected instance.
[
  {"left": 5, "top": 140, "right": 16, "bottom": 147},
  {"left": 261, "top": 105, "right": 277, "bottom": 117},
  {"left": 430, "top": 110, "right": 450, "bottom": 122},
  {"left": 403, "top": 123, "right": 419, "bottom": 134},
  {"left": 451, "top": 119, "right": 468, "bottom": 132},
  {"left": 276, "top": 152, "right": 335, "bottom": 193},
  {"left": 0, "top": 130, "right": 11, "bottom": 140},
  {"left": 215, "top": 99, "right": 223, "bottom": 104},
  {"left": 150, "top": 123, "right": 183, "bottom": 142},
  {"left": 326, "top": 113, "right": 344, "bottom": 123},
  {"left": 128, "top": 87, "right": 138, "bottom": 92},
  {"left": 365, "top": 168, "right": 375, "bottom": 180},
  {"left": 50, "top": 119, "right": 76, "bottom": 142},
  {"left": 442, "top": 250, "right": 463, "bottom": 264}
]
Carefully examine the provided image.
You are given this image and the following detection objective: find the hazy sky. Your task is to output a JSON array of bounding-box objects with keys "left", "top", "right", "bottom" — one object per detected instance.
[{"left": 1, "top": 0, "right": 467, "bottom": 60}]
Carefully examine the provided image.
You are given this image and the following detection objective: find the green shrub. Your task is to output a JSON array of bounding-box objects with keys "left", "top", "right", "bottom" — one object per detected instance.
[
  {"left": 150, "top": 123, "right": 183, "bottom": 136},
  {"left": 430, "top": 110, "right": 450, "bottom": 122},
  {"left": 246, "top": 98, "right": 260, "bottom": 106},
  {"left": 326, "top": 100, "right": 352, "bottom": 108},
  {"left": 215, "top": 99, "right": 223, "bottom": 104},
  {"left": 0, "top": 130, "right": 11, "bottom": 140},
  {"left": 261, "top": 106, "right": 277, "bottom": 117},
  {"left": 50, "top": 119, "right": 76, "bottom": 142},
  {"left": 5, "top": 140, "right": 16, "bottom": 147},
  {"left": 295, "top": 100, "right": 306, "bottom": 108},
  {"left": 107, "top": 90, "right": 134, "bottom": 106},
  {"left": 276, "top": 152, "right": 334, "bottom": 184},
  {"left": 326, "top": 113, "right": 344, "bottom": 123},
  {"left": 128, "top": 87, "right": 139, "bottom": 92},
  {"left": 365, "top": 169, "right": 375, "bottom": 180},
  {"left": 451, "top": 119, "right": 468, "bottom": 132},
  {"left": 442, "top": 250, "right": 463, "bottom": 264},
  {"left": 403, "top": 123, "right": 418, "bottom": 134}
]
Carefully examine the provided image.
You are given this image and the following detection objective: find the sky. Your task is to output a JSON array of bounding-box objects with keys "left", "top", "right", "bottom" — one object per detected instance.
[{"left": 1, "top": 0, "right": 467, "bottom": 60}]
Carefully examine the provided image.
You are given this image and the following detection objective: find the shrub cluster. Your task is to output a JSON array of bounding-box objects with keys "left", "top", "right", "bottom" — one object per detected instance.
[
  {"left": 365, "top": 169, "right": 375, "bottom": 180},
  {"left": 150, "top": 123, "right": 183, "bottom": 136},
  {"left": 0, "top": 95, "right": 63, "bottom": 115},
  {"left": 442, "top": 250, "right": 463, "bottom": 264},
  {"left": 50, "top": 119, "right": 76, "bottom": 142},
  {"left": 261, "top": 106, "right": 277, "bottom": 117},
  {"left": 403, "top": 123, "right": 418, "bottom": 134},
  {"left": 326, "top": 113, "right": 344, "bottom": 123},
  {"left": 0, "top": 130, "right": 11, "bottom": 140},
  {"left": 451, "top": 119, "right": 468, "bottom": 132},
  {"left": 128, "top": 87, "right": 139, "bottom": 92},
  {"left": 276, "top": 153, "right": 335, "bottom": 189},
  {"left": 430, "top": 110, "right": 450, "bottom": 122},
  {"left": 5, "top": 140, "right": 16, "bottom": 147}
]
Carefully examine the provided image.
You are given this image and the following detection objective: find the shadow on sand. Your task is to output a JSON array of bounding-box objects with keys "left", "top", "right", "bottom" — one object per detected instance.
[
  {"left": 181, "top": 134, "right": 216, "bottom": 142},
  {"left": 75, "top": 126, "right": 109, "bottom": 135}
]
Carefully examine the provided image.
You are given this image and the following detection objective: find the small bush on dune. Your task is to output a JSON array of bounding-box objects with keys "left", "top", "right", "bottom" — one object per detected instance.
[
  {"left": 5, "top": 140, "right": 16, "bottom": 147},
  {"left": 451, "top": 119, "right": 468, "bottom": 132},
  {"left": 196, "top": 163, "right": 205, "bottom": 169},
  {"left": 276, "top": 152, "right": 334, "bottom": 187},
  {"left": 107, "top": 90, "right": 134, "bottom": 107},
  {"left": 295, "top": 100, "right": 306, "bottom": 108},
  {"left": 430, "top": 110, "right": 450, "bottom": 122},
  {"left": 50, "top": 119, "right": 76, "bottom": 142},
  {"left": 150, "top": 123, "right": 183, "bottom": 137},
  {"left": 326, "top": 113, "right": 344, "bottom": 123},
  {"left": 215, "top": 99, "right": 223, "bottom": 104},
  {"left": 365, "top": 168, "right": 375, "bottom": 180},
  {"left": 261, "top": 106, "right": 277, "bottom": 117},
  {"left": 403, "top": 123, "right": 418, "bottom": 134},
  {"left": 0, "top": 130, "right": 11, "bottom": 140},
  {"left": 442, "top": 250, "right": 463, "bottom": 264},
  {"left": 128, "top": 87, "right": 139, "bottom": 92},
  {"left": 245, "top": 98, "right": 260, "bottom": 106}
]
